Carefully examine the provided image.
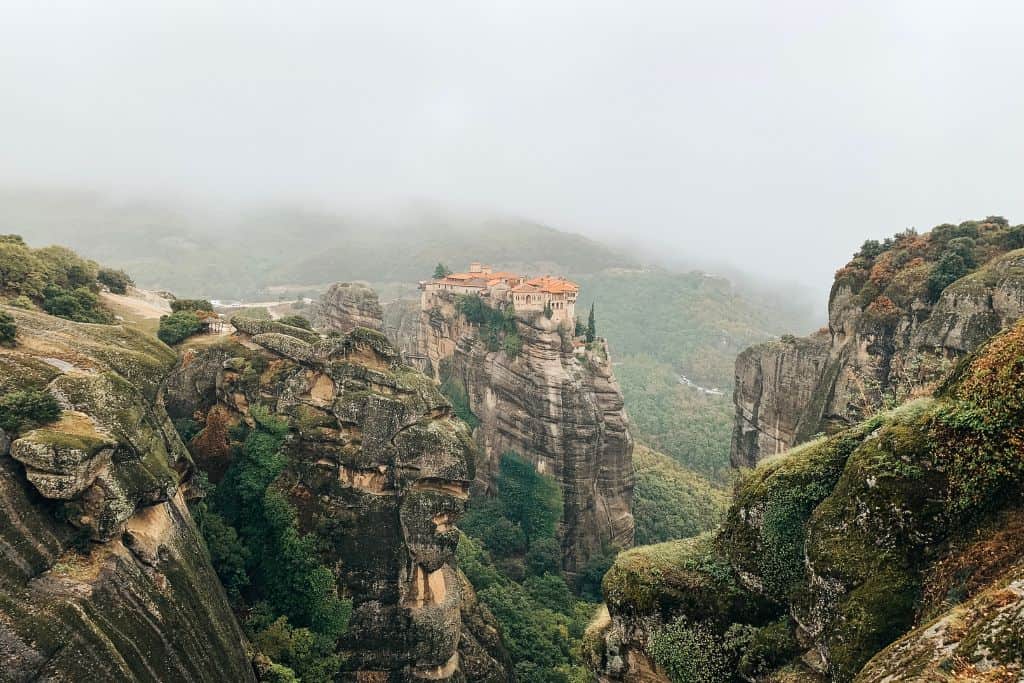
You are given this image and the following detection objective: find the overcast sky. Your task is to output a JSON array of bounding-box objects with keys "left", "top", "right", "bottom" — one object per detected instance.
[{"left": 2, "top": 1, "right": 1023, "bottom": 290}]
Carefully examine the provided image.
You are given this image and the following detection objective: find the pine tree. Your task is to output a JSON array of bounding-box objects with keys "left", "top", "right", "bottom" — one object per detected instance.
[
  {"left": 433, "top": 263, "right": 452, "bottom": 279},
  {"left": 586, "top": 303, "right": 596, "bottom": 343}
]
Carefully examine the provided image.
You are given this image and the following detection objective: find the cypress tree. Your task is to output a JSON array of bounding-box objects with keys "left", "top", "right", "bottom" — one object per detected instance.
[{"left": 586, "top": 304, "right": 596, "bottom": 343}]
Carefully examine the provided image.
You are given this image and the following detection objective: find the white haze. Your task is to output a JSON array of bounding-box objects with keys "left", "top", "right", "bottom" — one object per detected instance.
[{"left": 2, "top": 1, "right": 1023, "bottom": 292}]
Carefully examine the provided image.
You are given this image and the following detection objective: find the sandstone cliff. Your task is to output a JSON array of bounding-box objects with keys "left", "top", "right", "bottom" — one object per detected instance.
[
  {"left": 590, "top": 302, "right": 1024, "bottom": 683},
  {"left": 732, "top": 219, "right": 1024, "bottom": 468},
  {"left": 312, "top": 282, "right": 384, "bottom": 334},
  {"left": 416, "top": 290, "right": 634, "bottom": 576},
  {"left": 170, "top": 317, "right": 509, "bottom": 682},
  {"left": 0, "top": 307, "right": 254, "bottom": 682}
]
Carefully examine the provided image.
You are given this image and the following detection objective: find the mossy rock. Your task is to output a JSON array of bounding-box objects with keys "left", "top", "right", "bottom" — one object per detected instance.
[{"left": 602, "top": 533, "right": 774, "bottom": 627}]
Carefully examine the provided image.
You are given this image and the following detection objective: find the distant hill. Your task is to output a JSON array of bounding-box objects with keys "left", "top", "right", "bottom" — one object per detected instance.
[{"left": 0, "top": 189, "right": 636, "bottom": 299}]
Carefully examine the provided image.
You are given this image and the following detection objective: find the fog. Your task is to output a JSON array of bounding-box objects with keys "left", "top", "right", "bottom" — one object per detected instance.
[{"left": 2, "top": 1, "right": 1023, "bottom": 292}]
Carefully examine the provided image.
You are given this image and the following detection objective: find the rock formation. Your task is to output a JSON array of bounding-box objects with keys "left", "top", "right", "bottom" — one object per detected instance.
[
  {"left": 0, "top": 306, "right": 254, "bottom": 682},
  {"left": 170, "top": 316, "right": 509, "bottom": 681},
  {"left": 416, "top": 289, "right": 634, "bottom": 576},
  {"left": 591, "top": 317, "right": 1024, "bottom": 682},
  {"left": 732, "top": 221, "right": 1024, "bottom": 468},
  {"left": 312, "top": 282, "right": 384, "bottom": 334}
]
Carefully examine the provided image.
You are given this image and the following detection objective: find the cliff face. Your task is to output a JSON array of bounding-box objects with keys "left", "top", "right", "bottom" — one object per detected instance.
[
  {"left": 417, "top": 290, "right": 634, "bottom": 576},
  {"left": 312, "top": 282, "right": 385, "bottom": 334},
  {"left": 0, "top": 307, "right": 254, "bottom": 682},
  {"left": 170, "top": 317, "right": 509, "bottom": 682},
  {"left": 591, "top": 282, "right": 1024, "bottom": 682},
  {"left": 732, "top": 222, "right": 1024, "bottom": 468}
]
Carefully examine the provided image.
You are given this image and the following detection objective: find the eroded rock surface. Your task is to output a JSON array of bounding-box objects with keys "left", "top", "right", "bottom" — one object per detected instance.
[
  {"left": 172, "top": 319, "right": 510, "bottom": 681},
  {"left": 312, "top": 281, "right": 385, "bottom": 334},
  {"left": 732, "top": 232, "right": 1024, "bottom": 468},
  {"left": 592, "top": 316, "right": 1024, "bottom": 683},
  {"left": 0, "top": 306, "right": 254, "bottom": 682},
  {"left": 417, "top": 290, "right": 634, "bottom": 576}
]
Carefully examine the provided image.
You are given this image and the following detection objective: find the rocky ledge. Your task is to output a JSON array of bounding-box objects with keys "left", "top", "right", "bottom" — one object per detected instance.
[{"left": 0, "top": 306, "right": 254, "bottom": 682}]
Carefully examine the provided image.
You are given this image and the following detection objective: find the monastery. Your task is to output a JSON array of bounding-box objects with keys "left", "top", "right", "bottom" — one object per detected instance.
[{"left": 420, "top": 262, "right": 579, "bottom": 325}]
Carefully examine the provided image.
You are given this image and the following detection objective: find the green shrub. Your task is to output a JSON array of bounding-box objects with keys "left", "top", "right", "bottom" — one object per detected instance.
[
  {"left": 648, "top": 617, "right": 731, "bottom": 683},
  {"left": 498, "top": 452, "right": 562, "bottom": 545},
  {"left": 0, "top": 311, "right": 15, "bottom": 345},
  {"left": 41, "top": 284, "right": 111, "bottom": 323},
  {"left": 277, "top": 315, "right": 312, "bottom": 330},
  {"left": 525, "top": 536, "right": 562, "bottom": 576},
  {"left": 8, "top": 296, "right": 32, "bottom": 309},
  {"left": 456, "top": 294, "right": 520, "bottom": 354},
  {"left": 170, "top": 298, "right": 215, "bottom": 313},
  {"left": 158, "top": 311, "right": 203, "bottom": 345},
  {"left": 0, "top": 389, "right": 61, "bottom": 433},
  {"left": 97, "top": 267, "right": 134, "bottom": 294}
]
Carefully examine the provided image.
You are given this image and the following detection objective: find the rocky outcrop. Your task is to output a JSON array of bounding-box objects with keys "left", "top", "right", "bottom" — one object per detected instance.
[
  {"left": 731, "top": 331, "right": 830, "bottom": 468},
  {"left": 0, "top": 306, "right": 254, "bottom": 682},
  {"left": 171, "top": 319, "right": 510, "bottom": 682},
  {"left": 311, "top": 282, "right": 384, "bottom": 334},
  {"left": 383, "top": 298, "right": 425, "bottom": 364},
  {"left": 592, "top": 316, "right": 1024, "bottom": 682},
  {"left": 418, "top": 290, "right": 634, "bottom": 576},
  {"left": 732, "top": 223, "right": 1024, "bottom": 468}
]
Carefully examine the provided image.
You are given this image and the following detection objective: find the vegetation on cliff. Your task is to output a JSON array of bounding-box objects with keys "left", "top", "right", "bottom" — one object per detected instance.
[
  {"left": 594, "top": 317, "right": 1024, "bottom": 682},
  {"left": 459, "top": 452, "right": 596, "bottom": 683},
  {"left": 456, "top": 294, "right": 522, "bottom": 356},
  {"left": 190, "top": 404, "right": 352, "bottom": 681},
  {"left": 836, "top": 217, "right": 1022, "bottom": 315},
  {"left": 0, "top": 234, "right": 119, "bottom": 323}
]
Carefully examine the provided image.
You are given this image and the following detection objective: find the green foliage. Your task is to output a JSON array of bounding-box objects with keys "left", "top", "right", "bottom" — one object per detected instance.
[
  {"left": 41, "top": 284, "right": 112, "bottom": 323},
  {"left": 631, "top": 444, "right": 729, "bottom": 545},
  {"left": 0, "top": 388, "right": 61, "bottom": 433},
  {"left": 170, "top": 298, "right": 214, "bottom": 313},
  {"left": 926, "top": 250, "right": 969, "bottom": 301},
  {"left": 0, "top": 310, "right": 15, "bottom": 345},
  {"left": 648, "top": 617, "right": 732, "bottom": 683},
  {"left": 194, "top": 413, "right": 351, "bottom": 679},
  {"left": 732, "top": 618, "right": 800, "bottom": 680},
  {"left": 0, "top": 237, "right": 117, "bottom": 324},
  {"left": 498, "top": 452, "right": 563, "bottom": 545},
  {"left": 720, "top": 428, "right": 869, "bottom": 603},
  {"left": 616, "top": 357, "right": 734, "bottom": 480},
  {"left": 433, "top": 263, "right": 452, "bottom": 279},
  {"left": 97, "top": 267, "right": 133, "bottom": 294},
  {"left": 7, "top": 295, "right": 33, "bottom": 309},
  {"left": 250, "top": 614, "right": 341, "bottom": 683},
  {"left": 456, "top": 295, "right": 521, "bottom": 355},
  {"left": 933, "top": 319, "right": 1024, "bottom": 516},
  {"left": 173, "top": 417, "right": 201, "bottom": 442},
  {"left": 458, "top": 455, "right": 594, "bottom": 680},
  {"left": 586, "top": 304, "right": 596, "bottom": 343},
  {"left": 157, "top": 311, "right": 203, "bottom": 345},
  {"left": 576, "top": 548, "right": 618, "bottom": 603},
  {"left": 193, "top": 504, "right": 250, "bottom": 598},
  {"left": 277, "top": 315, "right": 312, "bottom": 330},
  {"left": 525, "top": 536, "right": 562, "bottom": 576},
  {"left": 437, "top": 359, "right": 480, "bottom": 430}
]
